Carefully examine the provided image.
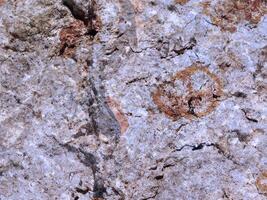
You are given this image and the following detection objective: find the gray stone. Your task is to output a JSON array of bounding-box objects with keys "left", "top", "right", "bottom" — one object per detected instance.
[{"left": 0, "top": 0, "right": 266, "bottom": 199}]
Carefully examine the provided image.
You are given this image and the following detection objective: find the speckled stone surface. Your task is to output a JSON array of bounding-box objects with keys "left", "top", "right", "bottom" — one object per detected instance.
[{"left": 0, "top": 0, "right": 266, "bottom": 199}]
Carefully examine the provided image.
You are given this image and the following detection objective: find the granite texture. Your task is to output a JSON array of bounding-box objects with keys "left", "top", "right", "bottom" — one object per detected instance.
[{"left": 0, "top": 0, "right": 266, "bottom": 199}]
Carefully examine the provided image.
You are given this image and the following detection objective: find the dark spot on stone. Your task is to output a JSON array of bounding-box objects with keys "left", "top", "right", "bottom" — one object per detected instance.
[
  {"left": 233, "top": 91, "right": 247, "bottom": 98},
  {"left": 62, "top": 0, "right": 87, "bottom": 24},
  {"left": 150, "top": 1, "right": 157, "bottom": 6},
  {"left": 192, "top": 143, "right": 204, "bottom": 151},
  {"left": 154, "top": 175, "right": 164, "bottom": 180},
  {"left": 75, "top": 187, "right": 90, "bottom": 194},
  {"left": 93, "top": 180, "right": 106, "bottom": 198},
  {"left": 167, "top": 5, "right": 177, "bottom": 12}
]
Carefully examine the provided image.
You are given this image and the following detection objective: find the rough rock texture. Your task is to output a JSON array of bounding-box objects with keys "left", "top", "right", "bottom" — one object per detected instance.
[{"left": 0, "top": 0, "right": 266, "bottom": 199}]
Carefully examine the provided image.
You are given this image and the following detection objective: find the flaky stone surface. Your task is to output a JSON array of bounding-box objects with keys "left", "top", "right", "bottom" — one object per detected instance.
[{"left": 0, "top": 0, "right": 266, "bottom": 199}]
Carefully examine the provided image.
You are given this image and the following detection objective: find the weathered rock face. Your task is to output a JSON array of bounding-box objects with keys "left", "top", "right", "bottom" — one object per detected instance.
[{"left": 0, "top": 0, "right": 266, "bottom": 199}]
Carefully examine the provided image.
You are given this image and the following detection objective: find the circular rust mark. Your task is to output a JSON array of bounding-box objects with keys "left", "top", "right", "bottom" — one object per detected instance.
[
  {"left": 152, "top": 64, "right": 223, "bottom": 120},
  {"left": 256, "top": 172, "right": 267, "bottom": 195},
  {"left": 201, "top": 0, "right": 267, "bottom": 32}
]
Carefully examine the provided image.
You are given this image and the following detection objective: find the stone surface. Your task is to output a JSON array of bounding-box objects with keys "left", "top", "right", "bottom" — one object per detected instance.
[{"left": 0, "top": 0, "right": 266, "bottom": 199}]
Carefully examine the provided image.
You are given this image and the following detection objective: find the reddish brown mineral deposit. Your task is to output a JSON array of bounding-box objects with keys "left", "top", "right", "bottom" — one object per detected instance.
[
  {"left": 256, "top": 172, "right": 267, "bottom": 195},
  {"left": 107, "top": 97, "right": 129, "bottom": 134},
  {"left": 202, "top": 0, "right": 267, "bottom": 32},
  {"left": 152, "top": 64, "right": 223, "bottom": 120},
  {"left": 176, "top": 0, "right": 190, "bottom": 5},
  {"left": 0, "top": 0, "right": 5, "bottom": 6},
  {"left": 59, "top": 21, "right": 86, "bottom": 57}
]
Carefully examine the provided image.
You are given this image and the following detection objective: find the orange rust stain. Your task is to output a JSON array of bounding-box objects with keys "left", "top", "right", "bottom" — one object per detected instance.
[
  {"left": 202, "top": 0, "right": 267, "bottom": 32},
  {"left": 176, "top": 0, "right": 190, "bottom": 5},
  {"left": 107, "top": 97, "right": 129, "bottom": 134},
  {"left": 201, "top": 1, "right": 211, "bottom": 16},
  {"left": 152, "top": 64, "right": 223, "bottom": 120},
  {"left": 59, "top": 21, "right": 86, "bottom": 57},
  {"left": 256, "top": 172, "right": 267, "bottom": 195},
  {"left": 0, "top": 0, "right": 5, "bottom": 6}
]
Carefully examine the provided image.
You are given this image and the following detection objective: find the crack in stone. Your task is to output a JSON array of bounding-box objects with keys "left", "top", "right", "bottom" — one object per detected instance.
[
  {"left": 174, "top": 142, "right": 215, "bottom": 152},
  {"left": 173, "top": 142, "right": 240, "bottom": 165},
  {"left": 176, "top": 123, "right": 188, "bottom": 133},
  {"left": 62, "top": 0, "right": 87, "bottom": 24},
  {"left": 49, "top": 135, "right": 106, "bottom": 199},
  {"left": 62, "top": 0, "right": 100, "bottom": 37},
  {"left": 173, "top": 37, "right": 197, "bottom": 56},
  {"left": 232, "top": 91, "right": 247, "bottom": 98},
  {"left": 241, "top": 109, "right": 259, "bottom": 123},
  {"left": 111, "top": 186, "right": 126, "bottom": 200},
  {"left": 126, "top": 76, "right": 149, "bottom": 85}
]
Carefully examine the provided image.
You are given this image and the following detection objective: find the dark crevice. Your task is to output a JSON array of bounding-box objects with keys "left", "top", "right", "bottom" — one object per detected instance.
[
  {"left": 173, "top": 142, "right": 240, "bottom": 165},
  {"left": 167, "top": 5, "right": 177, "bottom": 12},
  {"left": 72, "top": 123, "right": 97, "bottom": 139},
  {"left": 85, "top": 78, "right": 120, "bottom": 142},
  {"left": 245, "top": 117, "right": 258, "bottom": 123},
  {"left": 130, "top": 45, "right": 155, "bottom": 54},
  {"left": 126, "top": 76, "right": 149, "bottom": 85},
  {"left": 59, "top": 42, "right": 67, "bottom": 56},
  {"left": 62, "top": 0, "right": 99, "bottom": 37},
  {"left": 212, "top": 93, "right": 221, "bottom": 99},
  {"left": 192, "top": 143, "right": 205, "bottom": 151},
  {"left": 162, "top": 163, "right": 175, "bottom": 169},
  {"left": 73, "top": 130, "right": 86, "bottom": 139},
  {"left": 0, "top": 160, "right": 24, "bottom": 176},
  {"left": 233, "top": 91, "right": 247, "bottom": 98},
  {"left": 212, "top": 143, "right": 240, "bottom": 165},
  {"left": 218, "top": 62, "right": 231, "bottom": 69},
  {"left": 93, "top": 179, "right": 107, "bottom": 199},
  {"left": 111, "top": 187, "right": 125, "bottom": 200},
  {"left": 241, "top": 109, "right": 258, "bottom": 123},
  {"left": 174, "top": 142, "right": 215, "bottom": 152},
  {"left": 154, "top": 175, "right": 164, "bottom": 180},
  {"left": 105, "top": 47, "right": 118, "bottom": 55},
  {"left": 222, "top": 189, "right": 230, "bottom": 199},
  {"left": 75, "top": 187, "right": 90, "bottom": 194},
  {"left": 62, "top": 0, "right": 87, "bottom": 24},
  {"left": 149, "top": 166, "right": 158, "bottom": 170},
  {"left": 86, "top": 0, "right": 98, "bottom": 37},
  {"left": 78, "top": 148, "right": 97, "bottom": 172},
  {"left": 49, "top": 136, "right": 106, "bottom": 199},
  {"left": 173, "top": 37, "right": 197, "bottom": 55},
  {"left": 176, "top": 123, "right": 188, "bottom": 133},
  {"left": 253, "top": 63, "right": 264, "bottom": 79}
]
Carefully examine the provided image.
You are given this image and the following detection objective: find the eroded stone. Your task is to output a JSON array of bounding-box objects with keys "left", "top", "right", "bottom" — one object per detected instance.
[
  {"left": 202, "top": 0, "right": 267, "bottom": 32},
  {"left": 152, "top": 64, "right": 223, "bottom": 120},
  {"left": 256, "top": 172, "right": 267, "bottom": 195}
]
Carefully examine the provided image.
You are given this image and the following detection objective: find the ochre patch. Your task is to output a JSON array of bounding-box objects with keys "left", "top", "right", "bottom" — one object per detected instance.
[
  {"left": 107, "top": 97, "right": 129, "bottom": 134},
  {"left": 59, "top": 21, "right": 86, "bottom": 57},
  {"left": 0, "top": 0, "right": 5, "bottom": 6},
  {"left": 256, "top": 172, "right": 267, "bottom": 195},
  {"left": 176, "top": 0, "right": 190, "bottom": 5},
  {"left": 202, "top": 0, "right": 267, "bottom": 32},
  {"left": 152, "top": 64, "right": 223, "bottom": 120}
]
